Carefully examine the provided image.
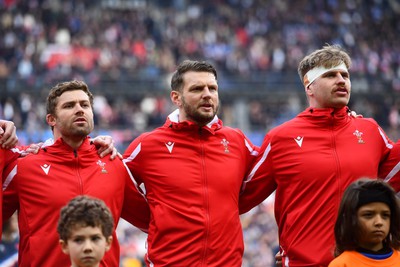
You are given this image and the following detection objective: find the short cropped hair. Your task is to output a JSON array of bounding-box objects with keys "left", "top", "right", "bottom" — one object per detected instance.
[
  {"left": 57, "top": 195, "right": 114, "bottom": 242},
  {"left": 297, "top": 44, "right": 352, "bottom": 82},
  {"left": 170, "top": 60, "right": 217, "bottom": 92},
  {"left": 334, "top": 178, "right": 400, "bottom": 256},
  {"left": 46, "top": 80, "right": 94, "bottom": 116}
]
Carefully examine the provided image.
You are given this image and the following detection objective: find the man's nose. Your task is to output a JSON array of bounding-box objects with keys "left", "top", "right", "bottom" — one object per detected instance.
[
  {"left": 336, "top": 73, "right": 346, "bottom": 83},
  {"left": 202, "top": 87, "right": 212, "bottom": 98},
  {"left": 74, "top": 104, "right": 85, "bottom": 114}
]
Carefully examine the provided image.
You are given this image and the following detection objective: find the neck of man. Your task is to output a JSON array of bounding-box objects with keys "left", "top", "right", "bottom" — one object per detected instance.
[
  {"left": 177, "top": 114, "right": 210, "bottom": 127},
  {"left": 53, "top": 131, "right": 86, "bottom": 149}
]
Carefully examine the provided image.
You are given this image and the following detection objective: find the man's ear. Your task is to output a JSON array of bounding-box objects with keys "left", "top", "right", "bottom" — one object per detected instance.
[
  {"left": 170, "top": 91, "right": 182, "bottom": 107},
  {"left": 305, "top": 85, "right": 313, "bottom": 97},
  {"left": 46, "top": 114, "right": 56, "bottom": 127},
  {"left": 59, "top": 239, "right": 69, "bottom": 255}
]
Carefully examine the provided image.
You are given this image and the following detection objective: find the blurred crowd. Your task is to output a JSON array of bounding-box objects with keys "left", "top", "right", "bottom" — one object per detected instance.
[
  {"left": 0, "top": 0, "right": 399, "bottom": 88},
  {"left": 1, "top": 0, "right": 400, "bottom": 266}
]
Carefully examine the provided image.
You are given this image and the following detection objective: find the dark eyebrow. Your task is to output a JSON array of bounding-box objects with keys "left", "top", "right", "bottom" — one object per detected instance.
[{"left": 62, "top": 99, "right": 89, "bottom": 105}]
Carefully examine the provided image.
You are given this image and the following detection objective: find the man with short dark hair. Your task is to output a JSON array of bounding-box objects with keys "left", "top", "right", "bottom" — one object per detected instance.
[
  {"left": 2, "top": 80, "right": 149, "bottom": 267},
  {"left": 124, "top": 60, "right": 258, "bottom": 266}
]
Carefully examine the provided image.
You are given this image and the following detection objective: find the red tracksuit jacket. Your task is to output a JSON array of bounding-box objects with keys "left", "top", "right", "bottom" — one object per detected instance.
[
  {"left": 0, "top": 147, "right": 23, "bottom": 235},
  {"left": 123, "top": 110, "right": 258, "bottom": 267},
  {"left": 378, "top": 138, "right": 400, "bottom": 191},
  {"left": 2, "top": 137, "right": 150, "bottom": 267},
  {"left": 239, "top": 107, "right": 395, "bottom": 267}
]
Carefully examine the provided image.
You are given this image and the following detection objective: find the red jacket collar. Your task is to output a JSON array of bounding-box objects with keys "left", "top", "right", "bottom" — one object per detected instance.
[
  {"left": 42, "top": 136, "right": 94, "bottom": 154},
  {"left": 163, "top": 109, "right": 223, "bottom": 135},
  {"left": 298, "top": 106, "right": 351, "bottom": 127}
]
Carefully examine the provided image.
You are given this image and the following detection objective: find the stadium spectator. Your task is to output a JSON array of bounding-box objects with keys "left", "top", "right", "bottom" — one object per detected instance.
[{"left": 0, "top": 0, "right": 398, "bottom": 91}]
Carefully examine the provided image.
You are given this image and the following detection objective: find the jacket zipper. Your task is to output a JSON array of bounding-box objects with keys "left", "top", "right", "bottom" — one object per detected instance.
[
  {"left": 330, "top": 113, "right": 342, "bottom": 206},
  {"left": 74, "top": 149, "right": 83, "bottom": 194},
  {"left": 199, "top": 127, "right": 210, "bottom": 266}
]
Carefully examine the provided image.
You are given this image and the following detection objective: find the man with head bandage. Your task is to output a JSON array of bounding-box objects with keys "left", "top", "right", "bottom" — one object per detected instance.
[
  {"left": 239, "top": 44, "right": 400, "bottom": 267},
  {"left": 303, "top": 62, "right": 349, "bottom": 88}
]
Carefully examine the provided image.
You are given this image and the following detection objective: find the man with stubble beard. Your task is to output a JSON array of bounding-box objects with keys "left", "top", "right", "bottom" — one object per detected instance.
[
  {"left": 2, "top": 80, "right": 149, "bottom": 267},
  {"left": 123, "top": 60, "right": 259, "bottom": 267}
]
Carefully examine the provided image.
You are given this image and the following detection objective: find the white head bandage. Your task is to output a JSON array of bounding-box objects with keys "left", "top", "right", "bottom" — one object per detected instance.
[{"left": 303, "top": 62, "right": 348, "bottom": 87}]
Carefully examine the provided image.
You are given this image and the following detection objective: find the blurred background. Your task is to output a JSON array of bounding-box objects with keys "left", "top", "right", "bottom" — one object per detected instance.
[{"left": 0, "top": 0, "right": 399, "bottom": 266}]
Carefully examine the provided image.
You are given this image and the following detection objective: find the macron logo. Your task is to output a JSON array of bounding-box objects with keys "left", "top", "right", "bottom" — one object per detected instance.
[
  {"left": 165, "top": 142, "right": 174, "bottom": 153},
  {"left": 41, "top": 164, "right": 51, "bottom": 175},
  {"left": 294, "top": 136, "right": 304, "bottom": 147}
]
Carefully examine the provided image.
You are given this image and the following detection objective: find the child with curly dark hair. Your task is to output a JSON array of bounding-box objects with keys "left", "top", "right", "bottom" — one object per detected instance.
[{"left": 57, "top": 195, "right": 114, "bottom": 267}]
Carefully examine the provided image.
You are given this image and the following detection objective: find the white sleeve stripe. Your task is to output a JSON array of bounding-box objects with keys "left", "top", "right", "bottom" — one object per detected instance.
[
  {"left": 3, "top": 165, "right": 17, "bottom": 191},
  {"left": 379, "top": 127, "right": 393, "bottom": 149},
  {"left": 10, "top": 147, "right": 24, "bottom": 154},
  {"left": 245, "top": 143, "right": 271, "bottom": 183},
  {"left": 122, "top": 143, "right": 141, "bottom": 164},
  {"left": 122, "top": 143, "right": 147, "bottom": 196},
  {"left": 377, "top": 126, "right": 397, "bottom": 182},
  {"left": 383, "top": 161, "right": 400, "bottom": 183},
  {"left": 123, "top": 161, "right": 147, "bottom": 197},
  {"left": 244, "top": 138, "right": 259, "bottom": 156}
]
